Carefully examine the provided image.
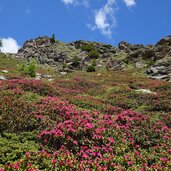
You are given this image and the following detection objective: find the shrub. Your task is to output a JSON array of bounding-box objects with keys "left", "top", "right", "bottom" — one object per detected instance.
[
  {"left": 86, "top": 65, "right": 96, "bottom": 72},
  {"left": 0, "top": 95, "right": 36, "bottom": 133},
  {"left": 88, "top": 49, "right": 99, "bottom": 59},
  {"left": 91, "top": 59, "right": 97, "bottom": 66},
  {"left": 81, "top": 43, "right": 95, "bottom": 52},
  {"left": 81, "top": 43, "right": 99, "bottom": 59},
  {"left": 0, "top": 132, "right": 38, "bottom": 166},
  {"left": 19, "top": 59, "right": 37, "bottom": 77},
  {"left": 72, "top": 56, "right": 81, "bottom": 68},
  {"left": 21, "top": 92, "right": 42, "bottom": 104}
]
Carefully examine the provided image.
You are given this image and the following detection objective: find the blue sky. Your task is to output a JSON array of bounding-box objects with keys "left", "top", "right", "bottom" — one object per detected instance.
[{"left": 0, "top": 0, "right": 171, "bottom": 53}]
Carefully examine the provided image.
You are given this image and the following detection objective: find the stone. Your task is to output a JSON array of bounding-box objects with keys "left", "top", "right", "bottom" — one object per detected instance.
[
  {"left": 36, "top": 73, "right": 41, "bottom": 76},
  {"left": 0, "top": 75, "right": 7, "bottom": 80},
  {"left": 60, "top": 72, "right": 67, "bottom": 75},
  {"left": 43, "top": 74, "right": 53, "bottom": 78},
  {"left": 48, "top": 78, "right": 54, "bottom": 81},
  {"left": 1, "top": 70, "right": 8, "bottom": 73},
  {"left": 35, "top": 76, "right": 41, "bottom": 80},
  {"left": 135, "top": 61, "right": 147, "bottom": 68},
  {"left": 150, "top": 75, "right": 169, "bottom": 80},
  {"left": 135, "top": 89, "right": 156, "bottom": 94}
]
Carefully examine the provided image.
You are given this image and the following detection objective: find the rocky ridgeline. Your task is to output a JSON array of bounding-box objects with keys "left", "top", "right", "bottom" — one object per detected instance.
[{"left": 15, "top": 35, "right": 171, "bottom": 81}]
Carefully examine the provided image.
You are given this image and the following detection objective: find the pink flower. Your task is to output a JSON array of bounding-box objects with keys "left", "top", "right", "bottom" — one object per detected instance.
[
  {"left": 82, "top": 153, "right": 88, "bottom": 158},
  {"left": 25, "top": 152, "right": 30, "bottom": 158},
  {"left": 160, "top": 158, "right": 168, "bottom": 162},
  {"left": 168, "top": 149, "right": 171, "bottom": 154},
  {"left": 134, "top": 150, "right": 139, "bottom": 156},
  {"left": 52, "top": 159, "right": 57, "bottom": 164},
  {"left": 73, "top": 140, "right": 78, "bottom": 145},
  {"left": 109, "top": 137, "right": 115, "bottom": 143},
  {"left": 85, "top": 123, "right": 93, "bottom": 129},
  {"left": 127, "top": 161, "right": 133, "bottom": 165},
  {"left": 162, "top": 126, "right": 168, "bottom": 131}
]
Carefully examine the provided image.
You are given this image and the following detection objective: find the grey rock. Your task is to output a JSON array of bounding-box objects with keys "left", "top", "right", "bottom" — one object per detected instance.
[
  {"left": 156, "top": 36, "right": 171, "bottom": 46},
  {"left": 150, "top": 75, "right": 169, "bottom": 80},
  {"left": 135, "top": 89, "right": 156, "bottom": 94},
  {"left": 48, "top": 78, "right": 54, "bottom": 81},
  {"left": 60, "top": 72, "right": 67, "bottom": 75},
  {"left": 1, "top": 70, "right": 8, "bottom": 73},
  {"left": 0, "top": 75, "right": 7, "bottom": 80}
]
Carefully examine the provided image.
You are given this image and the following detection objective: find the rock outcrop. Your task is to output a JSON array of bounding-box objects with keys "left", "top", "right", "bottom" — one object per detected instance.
[{"left": 14, "top": 35, "right": 171, "bottom": 81}]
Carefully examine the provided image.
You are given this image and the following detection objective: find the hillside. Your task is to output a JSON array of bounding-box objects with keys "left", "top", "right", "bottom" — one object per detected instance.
[
  {"left": 0, "top": 37, "right": 171, "bottom": 170},
  {"left": 10, "top": 35, "right": 171, "bottom": 81}
]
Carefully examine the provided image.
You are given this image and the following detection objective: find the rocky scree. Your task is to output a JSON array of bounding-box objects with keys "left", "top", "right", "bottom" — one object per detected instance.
[{"left": 14, "top": 36, "right": 171, "bottom": 81}]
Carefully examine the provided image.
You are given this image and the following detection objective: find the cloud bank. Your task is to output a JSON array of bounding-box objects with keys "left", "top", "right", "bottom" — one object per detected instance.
[{"left": 0, "top": 38, "right": 20, "bottom": 53}]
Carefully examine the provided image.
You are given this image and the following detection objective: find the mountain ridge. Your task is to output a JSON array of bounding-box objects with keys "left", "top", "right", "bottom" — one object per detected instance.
[{"left": 9, "top": 35, "right": 171, "bottom": 81}]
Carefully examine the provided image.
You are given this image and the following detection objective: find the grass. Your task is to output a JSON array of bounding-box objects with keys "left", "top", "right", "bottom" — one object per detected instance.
[{"left": 0, "top": 53, "right": 56, "bottom": 79}]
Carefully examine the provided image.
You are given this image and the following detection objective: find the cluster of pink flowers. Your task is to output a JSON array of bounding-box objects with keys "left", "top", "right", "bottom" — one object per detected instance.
[{"left": 0, "top": 79, "right": 170, "bottom": 170}]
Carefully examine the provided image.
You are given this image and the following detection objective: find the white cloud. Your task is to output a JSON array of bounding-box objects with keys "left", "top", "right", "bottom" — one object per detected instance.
[
  {"left": 61, "top": 0, "right": 89, "bottom": 7},
  {"left": 61, "top": 0, "right": 137, "bottom": 37},
  {"left": 61, "top": 0, "right": 76, "bottom": 5},
  {"left": 123, "top": 0, "right": 136, "bottom": 7},
  {"left": 0, "top": 38, "right": 20, "bottom": 54},
  {"left": 88, "top": 0, "right": 117, "bottom": 37}
]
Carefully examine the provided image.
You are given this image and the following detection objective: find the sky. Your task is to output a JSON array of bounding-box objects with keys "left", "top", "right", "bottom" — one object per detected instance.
[{"left": 0, "top": 0, "right": 171, "bottom": 53}]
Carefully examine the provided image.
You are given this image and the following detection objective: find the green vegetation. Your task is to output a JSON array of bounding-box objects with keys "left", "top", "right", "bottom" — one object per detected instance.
[
  {"left": 72, "top": 56, "right": 81, "bottom": 68},
  {"left": 19, "top": 59, "right": 37, "bottom": 77},
  {"left": 81, "top": 43, "right": 100, "bottom": 59},
  {"left": 0, "top": 56, "right": 171, "bottom": 170},
  {"left": 91, "top": 59, "right": 97, "bottom": 66},
  {"left": 81, "top": 43, "right": 95, "bottom": 52},
  {"left": 0, "top": 132, "right": 39, "bottom": 167},
  {"left": 88, "top": 49, "right": 99, "bottom": 59},
  {"left": 86, "top": 65, "right": 96, "bottom": 72},
  {"left": 50, "top": 34, "right": 56, "bottom": 44}
]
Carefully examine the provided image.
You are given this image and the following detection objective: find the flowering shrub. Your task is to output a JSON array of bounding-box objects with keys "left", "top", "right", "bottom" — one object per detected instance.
[{"left": 0, "top": 75, "right": 171, "bottom": 170}]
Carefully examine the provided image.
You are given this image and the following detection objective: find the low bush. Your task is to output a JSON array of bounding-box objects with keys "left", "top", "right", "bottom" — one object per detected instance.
[
  {"left": 72, "top": 56, "right": 81, "bottom": 68},
  {"left": 86, "top": 65, "right": 96, "bottom": 72},
  {"left": 81, "top": 43, "right": 95, "bottom": 52},
  {"left": 88, "top": 49, "right": 99, "bottom": 59},
  {"left": 19, "top": 59, "right": 37, "bottom": 77},
  {"left": 0, "top": 132, "right": 38, "bottom": 167}
]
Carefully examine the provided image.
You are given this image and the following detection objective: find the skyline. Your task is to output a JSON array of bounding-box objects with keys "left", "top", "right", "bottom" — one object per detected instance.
[{"left": 0, "top": 0, "right": 171, "bottom": 53}]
